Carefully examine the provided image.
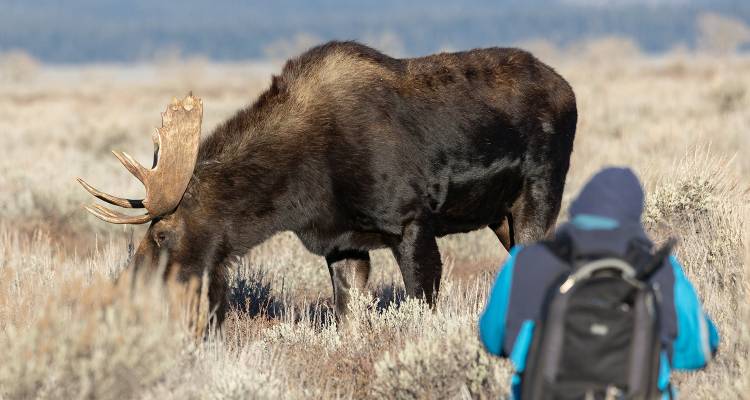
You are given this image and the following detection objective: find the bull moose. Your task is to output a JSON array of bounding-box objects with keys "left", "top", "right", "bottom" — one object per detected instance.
[{"left": 78, "top": 41, "right": 576, "bottom": 326}]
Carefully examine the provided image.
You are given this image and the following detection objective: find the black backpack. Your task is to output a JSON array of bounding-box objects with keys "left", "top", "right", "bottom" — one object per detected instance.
[{"left": 520, "top": 235, "right": 675, "bottom": 400}]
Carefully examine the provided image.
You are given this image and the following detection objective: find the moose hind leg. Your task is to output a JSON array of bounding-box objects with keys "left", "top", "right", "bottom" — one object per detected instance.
[
  {"left": 326, "top": 250, "right": 371, "bottom": 322},
  {"left": 391, "top": 221, "right": 442, "bottom": 306},
  {"left": 511, "top": 176, "right": 563, "bottom": 244}
]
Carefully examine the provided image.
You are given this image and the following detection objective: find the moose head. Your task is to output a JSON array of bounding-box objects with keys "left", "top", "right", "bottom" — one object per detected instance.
[{"left": 77, "top": 95, "right": 215, "bottom": 281}]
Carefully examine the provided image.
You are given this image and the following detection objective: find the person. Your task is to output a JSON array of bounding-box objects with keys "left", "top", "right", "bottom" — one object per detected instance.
[{"left": 479, "top": 167, "right": 719, "bottom": 399}]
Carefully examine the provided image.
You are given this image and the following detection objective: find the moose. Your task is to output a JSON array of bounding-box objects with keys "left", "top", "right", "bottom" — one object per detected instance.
[{"left": 78, "top": 41, "right": 576, "bottom": 326}]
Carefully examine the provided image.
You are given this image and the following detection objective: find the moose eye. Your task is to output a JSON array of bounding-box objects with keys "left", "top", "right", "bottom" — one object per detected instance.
[{"left": 154, "top": 231, "right": 169, "bottom": 247}]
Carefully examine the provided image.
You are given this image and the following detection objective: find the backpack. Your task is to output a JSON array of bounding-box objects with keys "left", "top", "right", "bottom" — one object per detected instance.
[{"left": 520, "top": 235, "right": 675, "bottom": 400}]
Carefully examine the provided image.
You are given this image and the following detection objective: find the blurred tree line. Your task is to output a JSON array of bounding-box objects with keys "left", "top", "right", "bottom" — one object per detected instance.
[{"left": 0, "top": 0, "right": 748, "bottom": 63}]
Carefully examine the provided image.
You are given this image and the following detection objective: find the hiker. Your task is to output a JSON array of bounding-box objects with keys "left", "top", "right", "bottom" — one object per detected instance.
[{"left": 479, "top": 167, "right": 719, "bottom": 399}]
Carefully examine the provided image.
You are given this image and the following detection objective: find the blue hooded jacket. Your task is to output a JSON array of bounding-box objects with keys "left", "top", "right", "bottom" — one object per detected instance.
[{"left": 479, "top": 167, "right": 719, "bottom": 399}]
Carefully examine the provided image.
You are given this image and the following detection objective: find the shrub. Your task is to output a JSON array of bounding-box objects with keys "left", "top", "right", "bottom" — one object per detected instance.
[
  {"left": 697, "top": 13, "right": 750, "bottom": 55},
  {"left": 644, "top": 175, "right": 716, "bottom": 226},
  {"left": 643, "top": 150, "right": 733, "bottom": 228},
  {"left": 0, "top": 275, "right": 189, "bottom": 400},
  {"left": 263, "top": 320, "right": 341, "bottom": 350},
  {"left": 201, "top": 344, "right": 288, "bottom": 400},
  {"left": 0, "top": 50, "right": 38, "bottom": 82},
  {"left": 370, "top": 326, "right": 504, "bottom": 400}
]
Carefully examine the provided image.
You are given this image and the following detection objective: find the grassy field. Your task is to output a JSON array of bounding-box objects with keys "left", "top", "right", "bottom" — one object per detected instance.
[{"left": 0, "top": 46, "right": 748, "bottom": 399}]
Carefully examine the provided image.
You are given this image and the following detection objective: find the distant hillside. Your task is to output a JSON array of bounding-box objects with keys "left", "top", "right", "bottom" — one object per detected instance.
[{"left": 1, "top": 0, "right": 748, "bottom": 62}]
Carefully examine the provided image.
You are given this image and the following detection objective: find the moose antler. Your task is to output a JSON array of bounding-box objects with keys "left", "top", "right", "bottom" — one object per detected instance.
[{"left": 78, "top": 95, "right": 203, "bottom": 224}]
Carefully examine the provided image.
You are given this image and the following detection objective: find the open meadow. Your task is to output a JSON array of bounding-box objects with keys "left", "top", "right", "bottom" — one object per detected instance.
[{"left": 0, "top": 44, "right": 749, "bottom": 399}]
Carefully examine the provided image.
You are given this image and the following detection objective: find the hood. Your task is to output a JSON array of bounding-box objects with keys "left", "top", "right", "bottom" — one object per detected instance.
[
  {"left": 560, "top": 167, "right": 651, "bottom": 257},
  {"left": 569, "top": 167, "right": 644, "bottom": 224}
]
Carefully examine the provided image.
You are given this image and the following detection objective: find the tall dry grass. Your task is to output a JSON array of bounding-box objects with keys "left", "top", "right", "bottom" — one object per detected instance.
[{"left": 0, "top": 47, "right": 748, "bottom": 399}]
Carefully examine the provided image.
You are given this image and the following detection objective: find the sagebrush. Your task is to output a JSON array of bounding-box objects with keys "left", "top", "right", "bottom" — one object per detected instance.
[{"left": 0, "top": 46, "right": 748, "bottom": 399}]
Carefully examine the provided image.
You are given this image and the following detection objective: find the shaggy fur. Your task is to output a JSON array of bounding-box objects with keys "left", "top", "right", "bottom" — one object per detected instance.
[{"left": 131, "top": 41, "right": 577, "bottom": 324}]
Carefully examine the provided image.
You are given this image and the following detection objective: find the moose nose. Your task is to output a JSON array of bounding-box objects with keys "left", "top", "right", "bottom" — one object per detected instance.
[{"left": 123, "top": 236, "right": 160, "bottom": 276}]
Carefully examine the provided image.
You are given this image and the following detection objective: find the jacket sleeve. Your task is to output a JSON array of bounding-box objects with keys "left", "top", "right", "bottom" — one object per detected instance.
[
  {"left": 479, "top": 246, "right": 521, "bottom": 357},
  {"left": 669, "top": 256, "right": 719, "bottom": 370}
]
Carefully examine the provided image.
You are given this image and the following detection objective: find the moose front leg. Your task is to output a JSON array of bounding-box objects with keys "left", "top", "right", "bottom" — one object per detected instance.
[
  {"left": 175, "top": 265, "right": 229, "bottom": 334},
  {"left": 325, "top": 250, "right": 371, "bottom": 323},
  {"left": 391, "top": 221, "right": 442, "bottom": 306},
  {"left": 208, "top": 266, "right": 229, "bottom": 328}
]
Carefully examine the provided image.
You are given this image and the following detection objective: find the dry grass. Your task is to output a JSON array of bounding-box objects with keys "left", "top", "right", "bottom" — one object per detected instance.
[{"left": 0, "top": 49, "right": 748, "bottom": 399}]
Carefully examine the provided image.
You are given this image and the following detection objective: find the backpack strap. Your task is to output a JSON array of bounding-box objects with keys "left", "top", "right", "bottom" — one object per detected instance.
[
  {"left": 569, "top": 258, "right": 636, "bottom": 281},
  {"left": 540, "top": 231, "right": 577, "bottom": 266},
  {"left": 558, "top": 257, "right": 637, "bottom": 293},
  {"left": 544, "top": 229, "right": 676, "bottom": 281},
  {"left": 543, "top": 230, "right": 638, "bottom": 268},
  {"left": 636, "top": 237, "right": 677, "bottom": 280}
]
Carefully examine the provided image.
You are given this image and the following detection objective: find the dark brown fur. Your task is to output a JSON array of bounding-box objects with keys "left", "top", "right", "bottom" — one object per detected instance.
[{"left": 131, "top": 41, "right": 577, "bottom": 325}]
